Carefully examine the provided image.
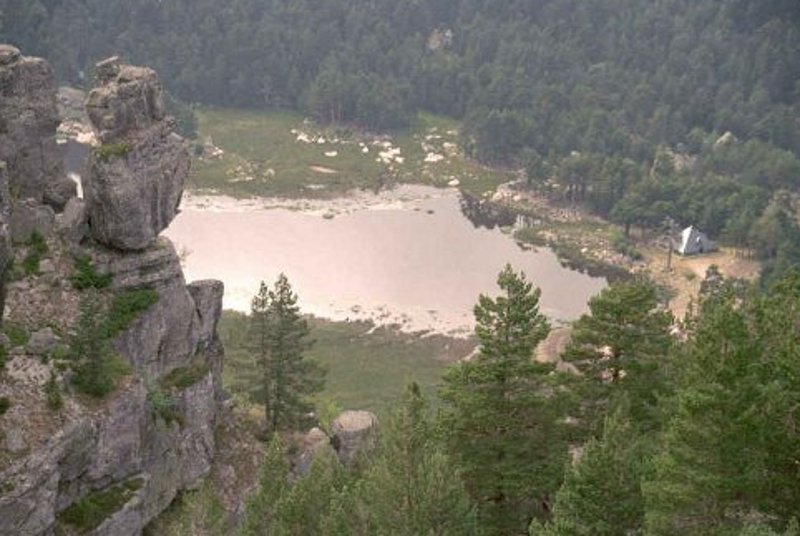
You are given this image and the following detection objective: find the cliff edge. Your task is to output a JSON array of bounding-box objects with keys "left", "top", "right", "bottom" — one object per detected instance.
[{"left": 0, "top": 47, "right": 225, "bottom": 536}]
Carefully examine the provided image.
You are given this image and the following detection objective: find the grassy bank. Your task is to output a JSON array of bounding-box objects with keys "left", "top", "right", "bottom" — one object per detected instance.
[
  {"left": 219, "top": 311, "right": 476, "bottom": 418},
  {"left": 189, "top": 108, "right": 512, "bottom": 198}
]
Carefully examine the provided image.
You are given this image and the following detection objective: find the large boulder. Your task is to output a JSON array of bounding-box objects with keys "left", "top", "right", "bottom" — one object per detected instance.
[
  {"left": 84, "top": 57, "right": 188, "bottom": 251},
  {"left": 330, "top": 410, "right": 378, "bottom": 465}
]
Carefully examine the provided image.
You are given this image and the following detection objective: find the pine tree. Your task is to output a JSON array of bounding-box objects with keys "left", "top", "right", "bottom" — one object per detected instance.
[
  {"left": 561, "top": 280, "right": 672, "bottom": 435},
  {"left": 643, "top": 290, "right": 763, "bottom": 535},
  {"left": 239, "top": 436, "right": 290, "bottom": 536},
  {"left": 354, "top": 383, "right": 477, "bottom": 536},
  {"left": 248, "top": 274, "right": 324, "bottom": 436},
  {"left": 440, "top": 264, "right": 567, "bottom": 534},
  {"left": 530, "top": 408, "right": 651, "bottom": 536},
  {"left": 272, "top": 447, "right": 345, "bottom": 535},
  {"left": 71, "top": 290, "right": 123, "bottom": 397}
]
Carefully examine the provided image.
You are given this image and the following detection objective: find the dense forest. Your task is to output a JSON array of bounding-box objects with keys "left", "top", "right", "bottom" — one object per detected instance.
[
  {"left": 229, "top": 267, "right": 800, "bottom": 536},
  {"left": 3, "top": 0, "right": 799, "bottom": 279}
]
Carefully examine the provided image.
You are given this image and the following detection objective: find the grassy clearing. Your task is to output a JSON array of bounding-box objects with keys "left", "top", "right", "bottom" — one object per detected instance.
[
  {"left": 189, "top": 108, "right": 512, "bottom": 198},
  {"left": 220, "top": 311, "right": 475, "bottom": 418}
]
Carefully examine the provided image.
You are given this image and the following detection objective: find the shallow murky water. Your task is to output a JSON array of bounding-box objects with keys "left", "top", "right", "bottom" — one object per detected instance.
[{"left": 165, "top": 185, "right": 605, "bottom": 335}]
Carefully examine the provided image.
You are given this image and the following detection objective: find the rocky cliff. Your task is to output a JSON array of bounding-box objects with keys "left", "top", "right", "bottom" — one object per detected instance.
[{"left": 0, "top": 48, "right": 224, "bottom": 536}]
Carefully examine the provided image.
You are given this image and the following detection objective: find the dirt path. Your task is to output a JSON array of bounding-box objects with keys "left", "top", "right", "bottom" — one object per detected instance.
[{"left": 641, "top": 246, "right": 760, "bottom": 319}]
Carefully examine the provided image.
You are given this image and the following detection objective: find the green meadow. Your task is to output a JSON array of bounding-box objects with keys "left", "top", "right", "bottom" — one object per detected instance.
[
  {"left": 219, "top": 311, "right": 476, "bottom": 418},
  {"left": 189, "top": 108, "right": 513, "bottom": 198}
]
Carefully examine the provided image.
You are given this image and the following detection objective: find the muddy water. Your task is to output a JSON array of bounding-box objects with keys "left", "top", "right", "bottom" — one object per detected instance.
[{"left": 165, "top": 186, "right": 605, "bottom": 335}]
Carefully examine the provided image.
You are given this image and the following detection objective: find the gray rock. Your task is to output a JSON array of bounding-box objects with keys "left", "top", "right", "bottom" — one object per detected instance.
[
  {"left": 10, "top": 199, "right": 55, "bottom": 243},
  {"left": 84, "top": 130, "right": 188, "bottom": 250},
  {"left": 38, "top": 259, "right": 55, "bottom": 274},
  {"left": 102, "top": 241, "right": 199, "bottom": 379},
  {"left": 4, "top": 426, "right": 28, "bottom": 454},
  {"left": 55, "top": 196, "right": 89, "bottom": 244},
  {"left": 86, "top": 60, "right": 166, "bottom": 144},
  {"left": 331, "top": 411, "right": 378, "bottom": 465},
  {"left": 187, "top": 280, "right": 224, "bottom": 351},
  {"left": 27, "top": 327, "right": 60, "bottom": 355},
  {"left": 0, "top": 44, "right": 20, "bottom": 66},
  {"left": 0, "top": 162, "right": 12, "bottom": 318},
  {"left": 294, "top": 427, "right": 334, "bottom": 476},
  {"left": 43, "top": 175, "right": 78, "bottom": 211},
  {"left": 0, "top": 46, "right": 71, "bottom": 205},
  {"left": 83, "top": 58, "right": 188, "bottom": 251}
]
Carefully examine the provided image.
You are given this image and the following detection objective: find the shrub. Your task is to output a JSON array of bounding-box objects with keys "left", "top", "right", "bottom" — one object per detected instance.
[
  {"left": 21, "top": 231, "right": 49, "bottom": 276},
  {"left": 71, "top": 255, "right": 112, "bottom": 290},
  {"left": 160, "top": 359, "right": 211, "bottom": 390},
  {"left": 57, "top": 478, "right": 143, "bottom": 533},
  {"left": 94, "top": 142, "right": 132, "bottom": 163},
  {"left": 4, "top": 323, "right": 29, "bottom": 347},
  {"left": 70, "top": 291, "right": 132, "bottom": 398},
  {"left": 611, "top": 231, "right": 643, "bottom": 261},
  {"left": 104, "top": 289, "right": 159, "bottom": 338},
  {"left": 0, "top": 396, "right": 10, "bottom": 415},
  {"left": 147, "top": 385, "right": 181, "bottom": 425},
  {"left": 45, "top": 373, "right": 64, "bottom": 411}
]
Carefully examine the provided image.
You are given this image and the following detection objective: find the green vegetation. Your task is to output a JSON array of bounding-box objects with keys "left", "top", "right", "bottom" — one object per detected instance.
[
  {"left": 221, "top": 313, "right": 468, "bottom": 417},
  {"left": 143, "top": 482, "right": 227, "bottom": 536},
  {"left": 57, "top": 478, "right": 143, "bottom": 534},
  {"left": 45, "top": 372, "right": 64, "bottom": 411},
  {"left": 6, "top": 0, "right": 799, "bottom": 285},
  {"left": 4, "top": 322, "right": 29, "bottom": 347},
  {"left": 190, "top": 108, "right": 511, "bottom": 198},
  {"left": 242, "top": 384, "right": 476, "bottom": 536},
  {"left": 160, "top": 358, "right": 210, "bottom": 390},
  {"left": 146, "top": 384, "right": 180, "bottom": 426},
  {"left": 71, "top": 255, "right": 112, "bottom": 290},
  {"left": 0, "top": 345, "right": 6, "bottom": 371},
  {"left": 562, "top": 280, "right": 674, "bottom": 436},
  {"left": 440, "top": 265, "right": 566, "bottom": 532},
  {"left": 22, "top": 231, "right": 48, "bottom": 277},
  {"left": 70, "top": 291, "right": 132, "bottom": 398},
  {"left": 0, "top": 397, "right": 10, "bottom": 415},
  {"left": 67, "top": 288, "right": 156, "bottom": 399},
  {"left": 104, "top": 289, "right": 159, "bottom": 338},
  {"left": 93, "top": 142, "right": 132, "bottom": 163},
  {"left": 610, "top": 231, "right": 643, "bottom": 261},
  {"left": 247, "top": 275, "right": 324, "bottom": 437}
]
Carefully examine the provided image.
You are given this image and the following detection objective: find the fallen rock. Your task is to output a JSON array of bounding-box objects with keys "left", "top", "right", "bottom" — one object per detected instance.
[
  {"left": 330, "top": 410, "right": 378, "bottom": 465},
  {"left": 27, "top": 327, "right": 60, "bottom": 356}
]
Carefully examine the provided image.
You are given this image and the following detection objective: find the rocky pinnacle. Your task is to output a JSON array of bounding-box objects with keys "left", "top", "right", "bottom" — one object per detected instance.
[{"left": 84, "top": 56, "right": 189, "bottom": 251}]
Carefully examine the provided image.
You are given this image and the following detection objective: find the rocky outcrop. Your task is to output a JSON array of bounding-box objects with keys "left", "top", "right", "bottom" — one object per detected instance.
[
  {"left": 330, "top": 410, "right": 378, "bottom": 465},
  {"left": 0, "top": 50, "right": 224, "bottom": 536},
  {"left": 84, "top": 57, "right": 189, "bottom": 251},
  {"left": 0, "top": 44, "right": 74, "bottom": 319},
  {"left": 0, "top": 45, "right": 75, "bottom": 206}
]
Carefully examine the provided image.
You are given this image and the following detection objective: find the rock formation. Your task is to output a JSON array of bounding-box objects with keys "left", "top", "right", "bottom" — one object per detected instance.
[
  {"left": 0, "top": 51, "right": 224, "bottom": 536},
  {"left": 330, "top": 410, "right": 378, "bottom": 465},
  {"left": 0, "top": 44, "right": 76, "bottom": 211},
  {"left": 84, "top": 57, "right": 189, "bottom": 251}
]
